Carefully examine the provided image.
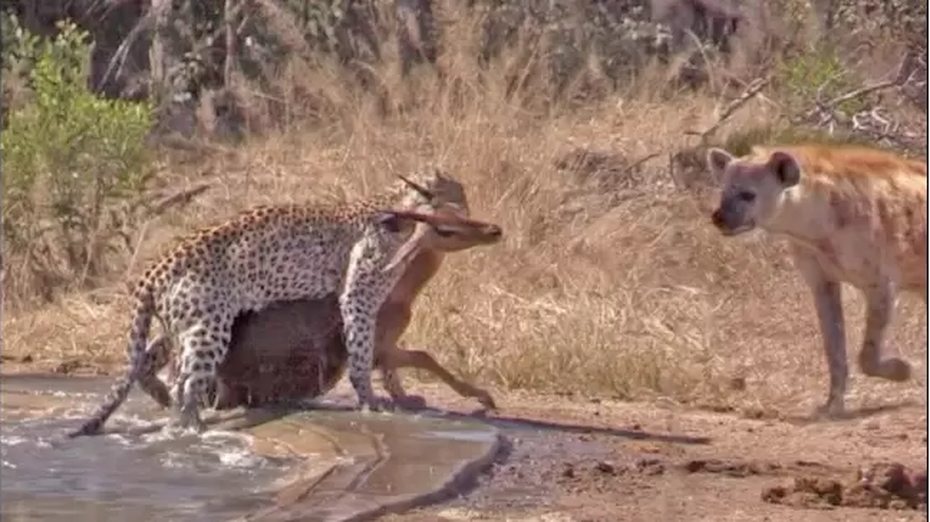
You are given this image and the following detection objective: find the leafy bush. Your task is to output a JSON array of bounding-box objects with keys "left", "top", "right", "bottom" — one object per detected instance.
[
  {"left": 775, "top": 46, "right": 865, "bottom": 116},
  {"left": 1, "top": 18, "right": 155, "bottom": 305}
]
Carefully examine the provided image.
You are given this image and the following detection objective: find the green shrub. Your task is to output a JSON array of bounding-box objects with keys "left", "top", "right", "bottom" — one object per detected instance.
[
  {"left": 775, "top": 46, "right": 866, "bottom": 116},
  {"left": 1, "top": 18, "right": 155, "bottom": 305}
]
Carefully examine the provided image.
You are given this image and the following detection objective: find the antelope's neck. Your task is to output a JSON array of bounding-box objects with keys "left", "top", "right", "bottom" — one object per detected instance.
[{"left": 389, "top": 251, "right": 445, "bottom": 303}]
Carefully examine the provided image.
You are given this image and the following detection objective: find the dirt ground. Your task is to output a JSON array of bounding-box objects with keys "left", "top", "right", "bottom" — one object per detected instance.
[
  {"left": 361, "top": 380, "right": 930, "bottom": 522},
  {"left": 1, "top": 353, "right": 926, "bottom": 522}
]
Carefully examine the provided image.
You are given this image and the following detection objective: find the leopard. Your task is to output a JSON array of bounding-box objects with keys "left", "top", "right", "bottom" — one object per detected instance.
[
  {"left": 166, "top": 205, "right": 503, "bottom": 412},
  {"left": 66, "top": 169, "right": 476, "bottom": 438},
  {"left": 707, "top": 143, "right": 926, "bottom": 417}
]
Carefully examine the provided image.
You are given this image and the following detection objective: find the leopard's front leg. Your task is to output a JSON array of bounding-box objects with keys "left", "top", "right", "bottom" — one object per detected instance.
[{"left": 339, "top": 236, "right": 404, "bottom": 412}]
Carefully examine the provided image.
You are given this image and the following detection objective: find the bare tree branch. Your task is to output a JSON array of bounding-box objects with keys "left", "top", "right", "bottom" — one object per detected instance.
[
  {"left": 684, "top": 76, "right": 771, "bottom": 142},
  {"left": 224, "top": 0, "right": 238, "bottom": 88}
]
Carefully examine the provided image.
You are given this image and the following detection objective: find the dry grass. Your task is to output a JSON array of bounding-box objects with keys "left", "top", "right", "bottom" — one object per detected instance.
[{"left": 1, "top": 7, "right": 925, "bottom": 416}]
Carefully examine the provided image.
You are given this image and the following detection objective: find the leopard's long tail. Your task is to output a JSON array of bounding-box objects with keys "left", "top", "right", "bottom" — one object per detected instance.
[{"left": 66, "top": 290, "right": 156, "bottom": 438}]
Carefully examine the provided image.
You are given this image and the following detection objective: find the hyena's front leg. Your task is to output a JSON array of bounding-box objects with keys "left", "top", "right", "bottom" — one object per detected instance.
[
  {"left": 858, "top": 277, "right": 912, "bottom": 382},
  {"left": 792, "top": 249, "right": 848, "bottom": 417}
]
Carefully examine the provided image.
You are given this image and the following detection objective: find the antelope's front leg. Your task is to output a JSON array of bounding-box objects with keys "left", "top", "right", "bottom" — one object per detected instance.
[
  {"left": 374, "top": 305, "right": 427, "bottom": 410},
  {"left": 858, "top": 277, "right": 912, "bottom": 382},
  {"left": 384, "top": 347, "right": 497, "bottom": 410}
]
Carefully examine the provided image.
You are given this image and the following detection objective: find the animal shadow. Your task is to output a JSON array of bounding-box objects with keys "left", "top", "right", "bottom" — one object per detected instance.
[
  {"left": 453, "top": 409, "right": 712, "bottom": 445},
  {"left": 780, "top": 400, "right": 920, "bottom": 426},
  {"left": 307, "top": 399, "right": 712, "bottom": 445}
]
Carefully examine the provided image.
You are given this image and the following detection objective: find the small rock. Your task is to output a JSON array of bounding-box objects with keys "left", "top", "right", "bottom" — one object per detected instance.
[
  {"left": 595, "top": 461, "right": 616, "bottom": 475},
  {"left": 54, "top": 359, "right": 81, "bottom": 374},
  {"left": 637, "top": 458, "right": 666, "bottom": 476},
  {"left": 761, "top": 485, "right": 788, "bottom": 502}
]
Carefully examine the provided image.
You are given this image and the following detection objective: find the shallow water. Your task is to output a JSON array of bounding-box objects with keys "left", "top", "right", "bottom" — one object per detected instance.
[
  {"left": 0, "top": 374, "right": 502, "bottom": 522},
  {"left": 0, "top": 376, "right": 295, "bottom": 522}
]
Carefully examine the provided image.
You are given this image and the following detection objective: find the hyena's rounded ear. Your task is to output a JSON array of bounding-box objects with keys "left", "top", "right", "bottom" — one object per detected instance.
[
  {"left": 706, "top": 148, "right": 735, "bottom": 180},
  {"left": 767, "top": 151, "right": 801, "bottom": 187}
]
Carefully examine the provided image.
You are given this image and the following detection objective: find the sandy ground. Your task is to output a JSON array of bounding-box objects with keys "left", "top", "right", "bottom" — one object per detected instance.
[{"left": 363, "top": 380, "right": 930, "bottom": 522}]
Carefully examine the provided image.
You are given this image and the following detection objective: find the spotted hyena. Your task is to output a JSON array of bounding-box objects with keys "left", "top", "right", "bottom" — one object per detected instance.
[{"left": 707, "top": 143, "right": 927, "bottom": 417}]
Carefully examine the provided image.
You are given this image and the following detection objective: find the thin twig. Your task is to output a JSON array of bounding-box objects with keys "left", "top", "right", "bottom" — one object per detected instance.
[
  {"left": 684, "top": 76, "right": 771, "bottom": 142},
  {"left": 623, "top": 152, "right": 661, "bottom": 177},
  {"left": 149, "top": 183, "right": 212, "bottom": 215},
  {"left": 224, "top": 0, "right": 238, "bottom": 88},
  {"left": 824, "top": 79, "right": 899, "bottom": 109},
  {"left": 122, "top": 183, "right": 211, "bottom": 286}
]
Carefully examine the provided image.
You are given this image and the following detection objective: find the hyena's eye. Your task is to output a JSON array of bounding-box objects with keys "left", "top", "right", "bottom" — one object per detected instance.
[{"left": 738, "top": 191, "right": 756, "bottom": 202}]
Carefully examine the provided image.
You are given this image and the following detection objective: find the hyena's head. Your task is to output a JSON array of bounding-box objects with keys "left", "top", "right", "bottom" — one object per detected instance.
[{"left": 706, "top": 146, "right": 802, "bottom": 236}]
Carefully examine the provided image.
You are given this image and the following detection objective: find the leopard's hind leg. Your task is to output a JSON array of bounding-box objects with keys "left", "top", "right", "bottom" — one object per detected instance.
[
  {"left": 137, "top": 334, "right": 173, "bottom": 408},
  {"left": 169, "top": 315, "right": 234, "bottom": 432}
]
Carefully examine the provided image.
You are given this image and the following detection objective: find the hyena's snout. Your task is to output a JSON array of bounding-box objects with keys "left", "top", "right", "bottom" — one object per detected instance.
[
  {"left": 710, "top": 201, "right": 749, "bottom": 235},
  {"left": 711, "top": 206, "right": 731, "bottom": 230}
]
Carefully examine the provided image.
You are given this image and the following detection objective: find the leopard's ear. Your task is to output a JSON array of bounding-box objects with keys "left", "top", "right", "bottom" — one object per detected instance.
[{"left": 375, "top": 212, "right": 403, "bottom": 233}]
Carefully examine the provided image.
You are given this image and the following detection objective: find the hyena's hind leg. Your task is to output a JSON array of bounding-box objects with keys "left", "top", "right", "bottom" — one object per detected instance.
[
  {"left": 792, "top": 248, "right": 849, "bottom": 417},
  {"left": 857, "top": 277, "right": 912, "bottom": 383},
  {"left": 169, "top": 318, "right": 233, "bottom": 432}
]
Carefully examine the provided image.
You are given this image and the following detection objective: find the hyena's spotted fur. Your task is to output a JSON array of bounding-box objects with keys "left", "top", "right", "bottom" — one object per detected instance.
[
  {"left": 67, "top": 170, "right": 472, "bottom": 437},
  {"left": 708, "top": 143, "right": 926, "bottom": 417}
]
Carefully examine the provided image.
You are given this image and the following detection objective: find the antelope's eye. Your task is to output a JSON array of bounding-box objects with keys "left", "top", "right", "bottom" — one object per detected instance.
[
  {"left": 435, "top": 228, "right": 456, "bottom": 238},
  {"left": 738, "top": 191, "right": 756, "bottom": 202}
]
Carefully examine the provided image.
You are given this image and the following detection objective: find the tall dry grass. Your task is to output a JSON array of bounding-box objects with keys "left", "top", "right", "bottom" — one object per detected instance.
[{"left": 2, "top": 6, "right": 925, "bottom": 416}]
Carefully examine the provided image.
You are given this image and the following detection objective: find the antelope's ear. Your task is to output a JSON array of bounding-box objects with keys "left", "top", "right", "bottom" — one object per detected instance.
[
  {"left": 706, "top": 147, "right": 735, "bottom": 183},
  {"left": 397, "top": 174, "right": 435, "bottom": 201},
  {"left": 767, "top": 150, "right": 801, "bottom": 187}
]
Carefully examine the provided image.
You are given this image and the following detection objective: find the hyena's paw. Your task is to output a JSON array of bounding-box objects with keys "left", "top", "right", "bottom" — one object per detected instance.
[
  {"left": 879, "top": 357, "right": 912, "bottom": 382},
  {"left": 812, "top": 398, "right": 846, "bottom": 420}
]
